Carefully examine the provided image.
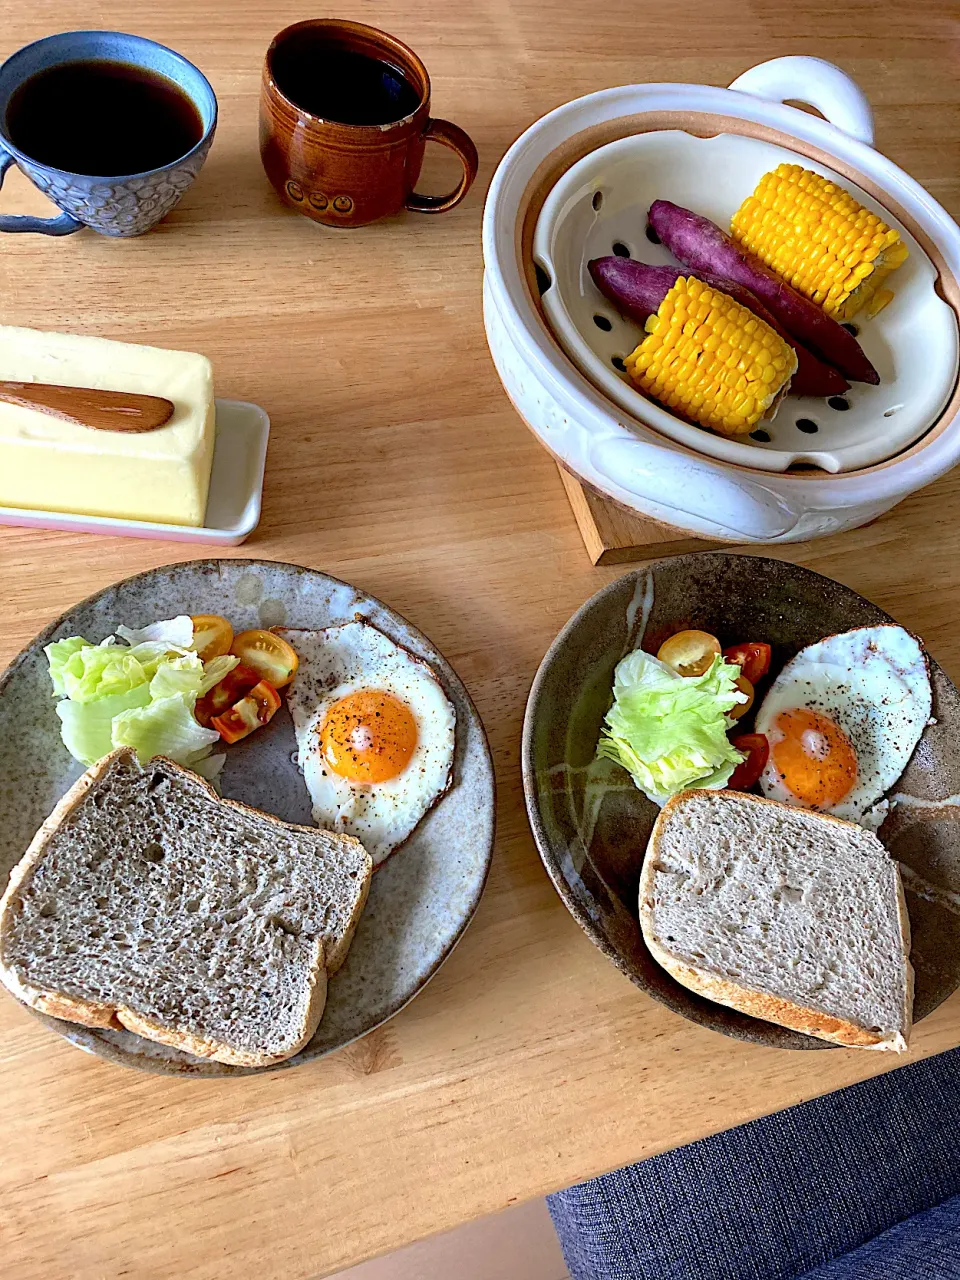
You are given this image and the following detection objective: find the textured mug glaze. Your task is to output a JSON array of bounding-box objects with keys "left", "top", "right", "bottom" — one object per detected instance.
[
  {"left": 0, "top": 31, "right": 217, "bottom": 237},
  {"left": 260, "top": 20, "right": 478, "bottom": 228}
]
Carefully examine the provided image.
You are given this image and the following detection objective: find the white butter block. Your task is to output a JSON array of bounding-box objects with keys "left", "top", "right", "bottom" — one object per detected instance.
[{"left": 0, "top": 325, "right": 215, "bottom": 526}]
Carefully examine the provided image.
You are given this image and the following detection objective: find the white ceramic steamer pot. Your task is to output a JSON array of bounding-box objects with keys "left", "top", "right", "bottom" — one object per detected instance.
[{"left": 482, "top": 57, "right": 960, "bottom": 544}]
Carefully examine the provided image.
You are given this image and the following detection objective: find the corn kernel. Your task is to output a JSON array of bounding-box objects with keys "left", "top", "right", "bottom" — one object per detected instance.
[{"left": 865, "top": 288, "right": 895, "bottom": 318}]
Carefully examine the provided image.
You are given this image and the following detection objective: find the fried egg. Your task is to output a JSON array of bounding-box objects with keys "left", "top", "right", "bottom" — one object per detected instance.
[
  {"left": 278, "top": 621, "right": 456, "bottom": 865},
  {"left": 755, "top": 625, "right": 930, "bottom": 824}
]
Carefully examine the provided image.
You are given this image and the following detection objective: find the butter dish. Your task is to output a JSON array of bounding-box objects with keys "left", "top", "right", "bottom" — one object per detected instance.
[
  {"left": 0, "top": 399, "right": 270, "bottom": 544},
  {"left": 0, "top": 324, "right": 217, "bottom": 525}
]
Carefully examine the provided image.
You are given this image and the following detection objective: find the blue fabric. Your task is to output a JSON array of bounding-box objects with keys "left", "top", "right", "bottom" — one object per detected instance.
[
  {"left": 798, "top": 1195, "right": 960, "bottom": 1278},
  {"left": 548, "top": 1047, "right": 960, "bottom": 1280}
]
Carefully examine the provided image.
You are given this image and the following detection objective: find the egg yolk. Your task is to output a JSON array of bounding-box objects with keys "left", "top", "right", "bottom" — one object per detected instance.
[
  {"left": 319, "top": 689, "right": 418, "bottom": 784},
  {"left": 770, "top": 708, "right": 858, "bottom": 808}
]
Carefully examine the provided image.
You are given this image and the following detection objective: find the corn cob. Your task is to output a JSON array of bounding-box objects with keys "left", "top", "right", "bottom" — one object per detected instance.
[
  {"left": 649, "top": 199, "right": 880, "bottom": 384},
  {"left": 624, "top": 276, "right": 798, "bottom": 437},
  {"left": 731, "top": 164, "right": 908, "bottom": 321}
]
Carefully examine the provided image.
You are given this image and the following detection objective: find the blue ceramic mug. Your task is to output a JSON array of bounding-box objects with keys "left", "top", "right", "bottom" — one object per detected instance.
[{"left": 0, "top": 31, "right": 217, "bottom": 236}]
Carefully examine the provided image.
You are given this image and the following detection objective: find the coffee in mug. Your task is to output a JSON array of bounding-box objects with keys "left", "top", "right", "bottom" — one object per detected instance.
[
  {"left": 6, "top": 59, "right": 204, "bottom": 176},
  {"left": 0, "top": 30, "right": 217, "bottom": 237}
]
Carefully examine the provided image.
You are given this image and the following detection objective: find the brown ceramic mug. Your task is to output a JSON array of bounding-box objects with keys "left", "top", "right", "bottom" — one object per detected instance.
[{"left": 260, "top": 20, "right": 478, "bottom": 228}]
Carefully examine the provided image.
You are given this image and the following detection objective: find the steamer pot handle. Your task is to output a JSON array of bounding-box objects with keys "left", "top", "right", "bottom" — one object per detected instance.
[
  {"left": 729, "top": 57, "right": 875, "bottom": 148},
  {"left": 589, "top": 436, "right": 803, "bottom": 543}
]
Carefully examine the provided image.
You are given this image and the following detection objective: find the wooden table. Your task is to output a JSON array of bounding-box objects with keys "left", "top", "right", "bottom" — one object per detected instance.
[{"left": 1, "top": 2, "right": 959, "bottom": 1276}]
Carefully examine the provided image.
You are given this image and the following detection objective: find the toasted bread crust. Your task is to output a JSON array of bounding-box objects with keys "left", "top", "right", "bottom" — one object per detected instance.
[
  {"left": 0, "top": 748, "right": 363, "bottom": 1065},
  {"left": 639, "top": 789, "right": 913, "bottom": 1052},
  {"left": 114, "top": 939, "right": 328, "bottom": 1067},
  {"left": 325, "top": 870, "right": 371, "bottom": 973},
  {"left": 32, "top": 989, "right": 120, "bottom": 1029},
  {"left": 0, "top": 752, "right": 126, "bottom": 1030}
]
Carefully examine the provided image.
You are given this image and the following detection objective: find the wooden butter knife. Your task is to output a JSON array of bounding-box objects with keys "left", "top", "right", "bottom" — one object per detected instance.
[{"left": 0, "top": 381, "right": 175, "bottom": 432}]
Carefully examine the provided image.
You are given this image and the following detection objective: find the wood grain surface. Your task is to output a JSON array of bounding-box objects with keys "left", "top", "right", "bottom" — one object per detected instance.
[{"left": 1, "top": 2, "right": 959, "bottom": 1276}]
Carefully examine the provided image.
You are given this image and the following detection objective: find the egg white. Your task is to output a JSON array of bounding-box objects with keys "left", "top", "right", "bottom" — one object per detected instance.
[
  {"left": 755, "top": 625, "right": 931, "bottom": 824},
  {"left": 278, "top": 621, "right": 456, "bottom": 865}
]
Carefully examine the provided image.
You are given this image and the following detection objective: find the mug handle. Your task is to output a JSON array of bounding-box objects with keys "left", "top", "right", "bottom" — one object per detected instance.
[
  {"left": 0, "top": 144, "right": 83, "bottom": 235},
  {"left": 405, "top": 119, "right": 479, "bottom": 214}
]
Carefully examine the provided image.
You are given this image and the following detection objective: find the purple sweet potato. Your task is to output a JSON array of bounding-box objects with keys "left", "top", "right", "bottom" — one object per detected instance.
[
  {"left": 588, "top": 260, "right": 683, "bottom": 320},
  {"left": 647, "top": 200, "right": 880, "bottom": 385},
  {"left": 588, "top": 257, "right": 850, "bottom": 397}
]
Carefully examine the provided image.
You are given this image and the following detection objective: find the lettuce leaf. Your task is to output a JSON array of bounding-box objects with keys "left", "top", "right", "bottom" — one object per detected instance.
[
  {"left": 56, "top": 686, "right": 152, "bottom": 766},
  {"left": 199, "top": 654, "right": 239, "bottom": 694},
  {"left": 147, "top": 653, "right": 206, "bottom": 700},
  {"left": 191, "top": 752, "right": 227, "bottom": 783},
  {"left": 110, "top": 694, "right": 221, "bottom": 766},
  {"left": 46, "top": 636, "right": 90, "bottom": 697},
  {"left": 45, "top": 624, "right": 238, "bottom": 778},
  {"left": 115, "top": 616, "right": 194, "bottom": 648},
  {"left": 596, "top": 650, "right": 746, "bottom": 806},
  {"left": 52, "top": 638, "right": 187, "bottom": 704}
]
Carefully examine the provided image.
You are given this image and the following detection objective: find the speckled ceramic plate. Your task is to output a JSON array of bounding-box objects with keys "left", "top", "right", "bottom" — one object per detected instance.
[
  {"left": 523, "top": 552, "right": 960, "bottom": 1050},
  {"left": 0, "top": 559, "right": 495, "bottom": 1075}
]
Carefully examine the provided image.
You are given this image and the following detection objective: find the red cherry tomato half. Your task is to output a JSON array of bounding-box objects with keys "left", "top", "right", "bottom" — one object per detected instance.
[
  {"left": 727, "top": 733, "right": 770, "bottom": 792},
  {"left": 211, "top": 680, "right": 282, "bottom": 745},
  {"left": 194, "top": 663, "right": 262, "bottom": 727},
  {"left": 722, "top": 642, "right": 772, "bottom": 686}
]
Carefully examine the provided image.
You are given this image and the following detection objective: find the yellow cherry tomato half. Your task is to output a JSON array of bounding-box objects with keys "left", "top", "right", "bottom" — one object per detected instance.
[
  {"left": 657, "top": 629, "right": 721, "bottom": 677},
  {"left": 728, "top": 675, "right": 755, "bottom": 722},
  {"left": 191, "top": 614, "right": 234, "bottom": 663},
  {"left": 229, "top": 629, "right": 299, "bottom": 689}
]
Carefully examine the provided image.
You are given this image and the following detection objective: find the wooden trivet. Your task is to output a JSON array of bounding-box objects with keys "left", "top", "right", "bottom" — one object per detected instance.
[{"left": 558, "top": 466, "right": 725, "bottom": 565}]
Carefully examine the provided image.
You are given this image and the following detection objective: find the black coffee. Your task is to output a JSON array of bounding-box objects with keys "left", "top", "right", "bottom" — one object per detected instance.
[
  {"left": 273, "top": 43, "right": 421, "bottom": 126},
  {"left": 5, "top": 59, "right": 204, "bottom": 176}
]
